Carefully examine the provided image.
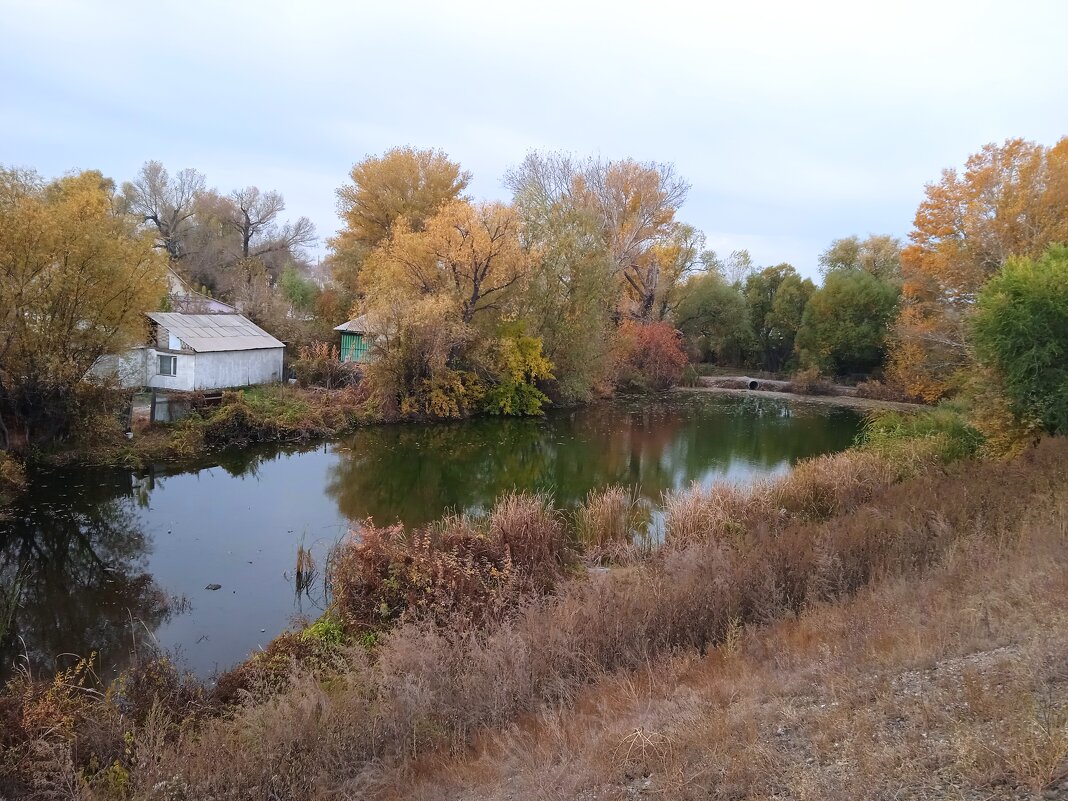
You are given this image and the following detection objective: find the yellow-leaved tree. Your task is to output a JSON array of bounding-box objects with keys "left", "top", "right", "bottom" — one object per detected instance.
[
  {"left": 360, "top": 200, "right": 531, "bottom": 325},
  {"left": 357, "top": 200, "right": 541, "bottom": 418},
  {"left": 889, "top": 137, "right": 1068, "bottom": 400},
  {"left": 330, "top": 147, "right": 470, "bottom": 310},
  {"left": 0, "top": 168, "right": 167, "bottom": 449}
]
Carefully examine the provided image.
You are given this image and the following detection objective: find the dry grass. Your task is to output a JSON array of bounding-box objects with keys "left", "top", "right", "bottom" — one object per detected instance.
[
  {"left": 855, "top": 377, "right": 914, "bottom": 402},
  {"left": 662, "top": 447, "right": 902, "bottom": 547},
  {"left": 393, "top": 469, "right": 1068, "bottom": 801},
  {"left": 573, "top": 485, "right": 651, "bottom": 564}
]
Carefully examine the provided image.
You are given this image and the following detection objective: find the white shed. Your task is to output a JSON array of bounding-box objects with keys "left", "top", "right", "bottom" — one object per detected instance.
[{"left": 97, "top": 313, "right": 285, "bottom": 391}]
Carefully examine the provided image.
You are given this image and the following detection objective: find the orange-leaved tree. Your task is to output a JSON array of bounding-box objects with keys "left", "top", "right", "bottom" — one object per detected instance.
[{"left": 889, "top": 137, "right": 1068, "bottom": 400}]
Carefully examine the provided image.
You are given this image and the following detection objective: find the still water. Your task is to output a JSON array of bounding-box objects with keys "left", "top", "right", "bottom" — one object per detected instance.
[{"left": 0, "top": 393, "right": 861, "bottom": 679}]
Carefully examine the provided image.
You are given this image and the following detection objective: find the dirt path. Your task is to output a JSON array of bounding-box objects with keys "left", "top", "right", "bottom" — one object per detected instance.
[{"left": 678, "top": 382, "right": 925, "bottom": 413}]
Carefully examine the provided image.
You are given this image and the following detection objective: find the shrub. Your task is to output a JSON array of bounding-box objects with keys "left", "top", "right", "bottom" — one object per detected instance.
[
  {"left": 211, "top": 630, "right": 349, "bottom": 707},
  {"left": 0, "top": 452, "right": 26, "bottom": 507},
  {"left": 614, "top": 321, "right": 688, "bottom": 391},
  {"left": 860, "top": 404, "right": 985, "bottom": 463},
  {"left": 363, "top": 296, "right": 482, "bottom": 421},
  {"left": 291, "top": 341, "right": 361, "bottom": 389},
  {"left": 973, "top": 244, "right": 1068, "bottom": 435},
  {"left": 175, "top": 385, "right": 371, "bottom": 449},
  {"left": 481, "top": 334, "right": 554, "bottom": 416},
  {"left": 330, "top": 493, "right": 570, "bottom": 634},
  {"left": 789, "top": 366, "right": 834, "bottom": 395}
]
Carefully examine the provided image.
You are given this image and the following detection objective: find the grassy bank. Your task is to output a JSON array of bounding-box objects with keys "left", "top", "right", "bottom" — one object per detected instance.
[
  {"left": 2, "top": 409, "right": 1061, "bottom": 798},
  {"left": 43, "top": 384, "right": 376, "bottom": 469}
]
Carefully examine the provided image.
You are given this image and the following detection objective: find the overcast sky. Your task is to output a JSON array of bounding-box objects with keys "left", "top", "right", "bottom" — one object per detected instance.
[{"left": 2, "top": 0, "right": 1066, "bottom": 278}]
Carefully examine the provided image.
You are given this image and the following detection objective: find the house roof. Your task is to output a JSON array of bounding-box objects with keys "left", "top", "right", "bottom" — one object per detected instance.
[
  {"left": 148, "top": 312, "right": 285, "bottom": 352},
  {"left": 334, "top": 314, "right": 378, "bottom": 334}
]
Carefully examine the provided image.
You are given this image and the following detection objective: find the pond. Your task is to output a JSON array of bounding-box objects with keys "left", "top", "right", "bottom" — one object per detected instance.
[{"left": 0, "top": 392, "right": 863, "bottom": 680}]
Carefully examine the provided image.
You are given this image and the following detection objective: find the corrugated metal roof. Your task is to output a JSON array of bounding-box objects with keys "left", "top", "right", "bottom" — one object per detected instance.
[
  {"left": 148, "top": 312, "right": 285, "bottom": 352},
  {"left": 334, "top": 314, "right": 378, "bottom": 333}
]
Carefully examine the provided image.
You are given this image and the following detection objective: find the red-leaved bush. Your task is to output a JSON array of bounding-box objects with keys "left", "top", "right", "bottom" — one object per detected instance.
[{"left": 613, "top": 320, "right": 688, "bottom": 391}]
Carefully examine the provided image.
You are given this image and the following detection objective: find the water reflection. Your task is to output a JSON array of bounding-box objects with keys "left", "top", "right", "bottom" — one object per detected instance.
[
  {"left": 0, "top": 471, "right": 172, "bottom": 678},
  {"left": 326, "top": 395, "right": 859, "bottom": 526},
  {"left": 0, "top": 393, "right": 861, "bottom": 678}
]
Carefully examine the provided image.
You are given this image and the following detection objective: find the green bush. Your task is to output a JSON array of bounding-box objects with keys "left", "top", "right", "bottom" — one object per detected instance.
[
  {"left": 859, "top": 403, "right": 985, "bottom": 463},
  {"left": 973, "top": 245, "right": 1068, "bottom": 435},
  {"left": 481, "top": 333, "right": 554, "bottom": 416}
]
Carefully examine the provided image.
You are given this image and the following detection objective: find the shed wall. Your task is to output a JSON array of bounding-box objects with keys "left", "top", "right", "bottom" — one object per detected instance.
[
  {"left": 147, "top": 350, "right": 197, "bottom": 391},
  {"left": 90, "top": 349, "right": 148, "bottom": 388},
  {"left": 193, "top": 348, "right": 284, "bottom": 390}
]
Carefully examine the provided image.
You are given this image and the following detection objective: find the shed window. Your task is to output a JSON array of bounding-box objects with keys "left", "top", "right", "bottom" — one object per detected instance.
[{"left": 158, "top": 354, "right": 177, "bottom": 377}]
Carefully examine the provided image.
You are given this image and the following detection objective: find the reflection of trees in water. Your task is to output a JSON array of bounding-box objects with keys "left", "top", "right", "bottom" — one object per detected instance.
[
  {"left": 0, "top": 470, "right": 171, "bottom": 678},
  {"left": 325, "top": 397, "right": 861, "bottom": 526}
]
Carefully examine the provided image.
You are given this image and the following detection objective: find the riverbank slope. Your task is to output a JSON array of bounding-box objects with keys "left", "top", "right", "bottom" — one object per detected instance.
[{"left": 389, "top": 469, "right": 1068, "bottom": 800}]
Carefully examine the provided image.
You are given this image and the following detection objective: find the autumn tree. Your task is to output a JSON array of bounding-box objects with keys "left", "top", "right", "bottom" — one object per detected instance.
[
  {"left": 361, "top": 292, "right": 480, "bottom": 420},
  {"left": 889, "top": 137, "right": 1068, "bottom": 400},
  {"left": 331, "top": 147, "right": 470, "bottom": 304},
  {"left": 280, "top": 264, "right": 320, "bottom": 312},
  {"left": 505, "top": 151, "right": 692, "bottom": 321},
  {"left": 623, "top": 223, "right": 706, "bottom": 321},
  {"left": 357, "top": 200, "right": 541, "bottom": 417},
  {"left": 0, "top": 169, "right": 167, "bottom": 448},
  {"left": 795, "top": 268, "right": 899, "bottom": 376},
  {"left": 818, "top": 234, "right": 902, "bottom": 283},
  {"left": 675, "top": 272, "right": 752, "bottom": 365},
  {"left": 360, "top": 200, "right": 530, "bottom": 326},
  {"left": 716, "top": 249, "right": 756, "bottom": 286},
  {"left": 516, "top": 203, "right": 617, "bottom": 403},
  {"left": 121, "top": 160, "right": 205, "bottom": 263},
  {"left": 226, "top": 186, "right": 316, "bottom": 261}
]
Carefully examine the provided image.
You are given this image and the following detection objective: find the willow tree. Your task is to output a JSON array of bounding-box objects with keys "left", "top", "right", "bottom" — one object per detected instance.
[
  {"left": 505, "top": 152, "right": 693, "bottom": 321},
  {"left": 0, "top": 168, "right": 166, "bottom": 449},
  {"left": 889, "top": 137, "right": 1068, "bottom": 400}
]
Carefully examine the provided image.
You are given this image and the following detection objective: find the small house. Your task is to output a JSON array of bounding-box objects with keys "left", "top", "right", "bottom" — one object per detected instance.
[
  {"left": 97, "top": 312, "right": 285, "bottom": 391},
  {"left": 140, "top": 312, "right": 285, "bottom": 391},
  {"left": 335, "top": 315, "right": 377, "bottom": 363},
  {"left": 93, "top": 270, "right": 286, "bottom": 391}
]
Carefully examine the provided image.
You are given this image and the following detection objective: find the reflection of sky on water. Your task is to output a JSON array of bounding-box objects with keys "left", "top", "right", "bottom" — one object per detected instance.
[{"left": 1, "top": 394, "right": 860, "bottom": 679}]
